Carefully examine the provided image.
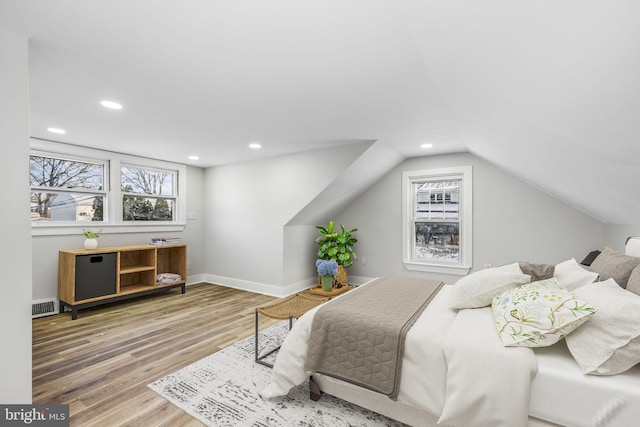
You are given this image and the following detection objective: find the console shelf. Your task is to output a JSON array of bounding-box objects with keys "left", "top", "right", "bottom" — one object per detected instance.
[{"left": 58, "top": 243, "right": 187, "bottom": 319}]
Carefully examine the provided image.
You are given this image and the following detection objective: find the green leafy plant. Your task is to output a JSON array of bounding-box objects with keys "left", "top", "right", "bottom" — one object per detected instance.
[
  {"left": 315, "top": 220, "right": 357, "bottom": 268},
  {"left": 83, "top": 228, "right": 103, "bottom": 239}
]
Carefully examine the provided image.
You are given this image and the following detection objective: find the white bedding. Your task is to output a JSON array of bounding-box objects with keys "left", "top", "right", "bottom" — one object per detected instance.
[
  {"left": 261, "top": 281, "right": 640, "bottom": 427},
  {"left": 261, "top": 284, "right": 537, "bottom": 427},
  {"left": 438, "top": 304, "right": 536, "bottom": 426},
  {"left": 531, "top": 341, "right": 640, "bottom": 427}
]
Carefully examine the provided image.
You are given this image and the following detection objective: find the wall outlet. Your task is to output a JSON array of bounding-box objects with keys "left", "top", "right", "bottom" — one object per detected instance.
[
  {"left": 187, "top": 261, "right": 192, "bottom": 270},
  {"left": 361, "top": 256, "right": 367, "bottom": 265}
]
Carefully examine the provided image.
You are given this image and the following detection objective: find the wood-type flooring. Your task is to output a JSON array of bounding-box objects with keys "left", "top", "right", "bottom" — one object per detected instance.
[{"left": 32, "top": 283, "right": 280, "bottom": 426}]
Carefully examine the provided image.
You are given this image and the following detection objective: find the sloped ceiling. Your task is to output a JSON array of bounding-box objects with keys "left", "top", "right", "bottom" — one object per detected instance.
[
  {"left": 1, "top": 0, "right": 638, "bottom": 224},
  {"left": 398, "top": 0, "right": 640, "bottom": 225}
]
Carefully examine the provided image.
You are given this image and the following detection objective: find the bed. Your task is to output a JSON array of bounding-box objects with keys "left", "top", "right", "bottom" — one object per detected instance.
[{"left": 260, "top": 238, "right": 640, "bottom": 427}]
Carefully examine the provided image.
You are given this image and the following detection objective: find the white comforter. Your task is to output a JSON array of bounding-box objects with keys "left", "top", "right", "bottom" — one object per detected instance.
[{"left": 261, "top": 284, "right": 538, "bottom": 427}]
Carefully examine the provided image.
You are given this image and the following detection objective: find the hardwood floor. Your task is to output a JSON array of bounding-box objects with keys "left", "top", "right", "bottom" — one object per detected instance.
[{"left": 32, "top": 283, "right": 281, "bottom": 427}]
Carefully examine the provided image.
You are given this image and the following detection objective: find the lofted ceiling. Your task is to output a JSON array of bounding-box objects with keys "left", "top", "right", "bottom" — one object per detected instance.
[{"left": 1, "top": 0, "right": 639, "bottom": 225}]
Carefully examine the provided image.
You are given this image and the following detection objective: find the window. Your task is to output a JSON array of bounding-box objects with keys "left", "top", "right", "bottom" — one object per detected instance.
[
  {"left": 402, "top": 166, "right": 472, "bottom": 275},
  {"left": 30, "top": 154, "right": 107, "bottom": 223},
  {"left": 121, "top": 165, "right": 176, "bottom": 221},
  {"left": 30, "top": 139, "right": 186, "bottom": 235}
]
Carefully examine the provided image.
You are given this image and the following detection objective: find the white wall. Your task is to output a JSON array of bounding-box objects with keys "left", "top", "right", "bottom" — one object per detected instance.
[
  {"left": 1, "top": 29, "right": 32, "bottom": 403},
  {"left": 203, "top": 149, "right": 609, "bottom": 294},
  {"left": 283, "top": 225, "right": 319, "bottom": 286},
  {"left": 182, "top": 166, "right": 206, "bottom": 281},
  {"left": 604, "top": 224, "right": 640, "bottom": 253},
  {"left": 336, "top": 152, "right": 605, "bottom": 285},
  {"left": 284, "top": 141, "right": 404, "bottom": 288},
  {"left": 203, "top": 143, "right": 372, "bottom": 296}
]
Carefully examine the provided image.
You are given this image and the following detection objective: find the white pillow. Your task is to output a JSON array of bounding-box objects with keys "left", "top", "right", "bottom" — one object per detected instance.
[
  {"left": 554, "top": 258, "right": 599, "bottom": 291},
  {"left": 566, "top": 279, "right": 640, "bottom": 375},
  {"left": 449, "top": 262, "right": 531, "bottom": 309},
  {"left": 492, "top": 278, "right": 596, "bottom": 347}
]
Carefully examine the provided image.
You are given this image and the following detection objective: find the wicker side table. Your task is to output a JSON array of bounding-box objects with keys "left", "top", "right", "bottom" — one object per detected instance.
[{"left": 255, "top": 292, "right": 330, "bottom": 368}]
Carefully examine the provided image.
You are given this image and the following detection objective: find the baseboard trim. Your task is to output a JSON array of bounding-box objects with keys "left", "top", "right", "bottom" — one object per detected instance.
[
  {"left": 198, "top": 274, "right": 376, "bottom": 297},
  {"left": 185, "top": 274, "right": 207, "bottom": 286},
  {"left": 202, "top": 274, "right": 316, "bottom": 298}
]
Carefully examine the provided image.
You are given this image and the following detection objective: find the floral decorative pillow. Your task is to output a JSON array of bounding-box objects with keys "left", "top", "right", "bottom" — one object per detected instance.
[{"left": 492, "top": 278, "right": 596, "bottom": 347}]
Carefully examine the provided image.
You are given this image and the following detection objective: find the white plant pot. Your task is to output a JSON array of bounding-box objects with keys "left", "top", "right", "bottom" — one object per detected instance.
[{"left": 84, "top": 238, "right": 98, "bottom": 250}]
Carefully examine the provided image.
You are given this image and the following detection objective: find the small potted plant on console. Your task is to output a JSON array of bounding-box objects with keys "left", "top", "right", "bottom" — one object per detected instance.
[{"left": 83, "top": 228, "right": 102, "bottom": 249}]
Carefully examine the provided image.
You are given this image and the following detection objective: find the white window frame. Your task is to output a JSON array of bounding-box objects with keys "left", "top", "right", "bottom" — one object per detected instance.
[
  {"left": 121, "top": 162, "right": 178, "bottom": 223},
  {"left": 31, "top": 139, "right": 187, "bottom": 236},
  {"left": 402, "top": 166, "right": 472, "bottom": 275},
  {"left": 30, "top": 150, "right": 109, "bottom": 223}
]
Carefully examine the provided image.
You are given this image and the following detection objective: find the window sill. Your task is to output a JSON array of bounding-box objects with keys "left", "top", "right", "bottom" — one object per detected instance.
[
  {"left": 31, "top": 223, "right": 186, "bottom": 237},
  {"left": 403, "top": 261, "right": 470, "bottom": 276}
]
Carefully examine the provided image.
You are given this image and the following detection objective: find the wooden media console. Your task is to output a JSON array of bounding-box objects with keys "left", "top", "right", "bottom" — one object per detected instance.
[{"left": 58, "top": 244, "right": 187, "bottom": 319}]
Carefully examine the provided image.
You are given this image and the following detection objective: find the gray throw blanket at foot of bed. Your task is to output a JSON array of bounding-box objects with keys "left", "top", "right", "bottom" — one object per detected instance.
[{"left": 304, "top": 275, "right": 444, "bottom": 400}]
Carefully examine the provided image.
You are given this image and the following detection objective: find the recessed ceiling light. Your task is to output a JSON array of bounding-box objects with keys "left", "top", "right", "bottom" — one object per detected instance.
[
  {"left": 100, "top": 100, "right": 123, "bottom": 110},
  {"left": 47, "top": 127, "right": 66, "bottom": 134},
  {"left": 249, "top": 143, "right": 261, "bottom": 149},
  {"left": 421, "top": 143, "right": 434, "bottom": 149},
  {"left": 188, "top": 155, "right": 199, "bottom": 160}
]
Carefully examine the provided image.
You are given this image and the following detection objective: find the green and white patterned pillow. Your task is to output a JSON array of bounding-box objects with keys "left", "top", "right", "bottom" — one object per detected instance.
[{"left": 492, "top": 278, "right": 596, "bottom": 347}]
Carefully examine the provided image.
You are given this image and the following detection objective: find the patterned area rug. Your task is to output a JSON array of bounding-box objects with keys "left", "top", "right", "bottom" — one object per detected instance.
[{"left": 148, "top": 322, "right": 406, "bottom": 426}]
